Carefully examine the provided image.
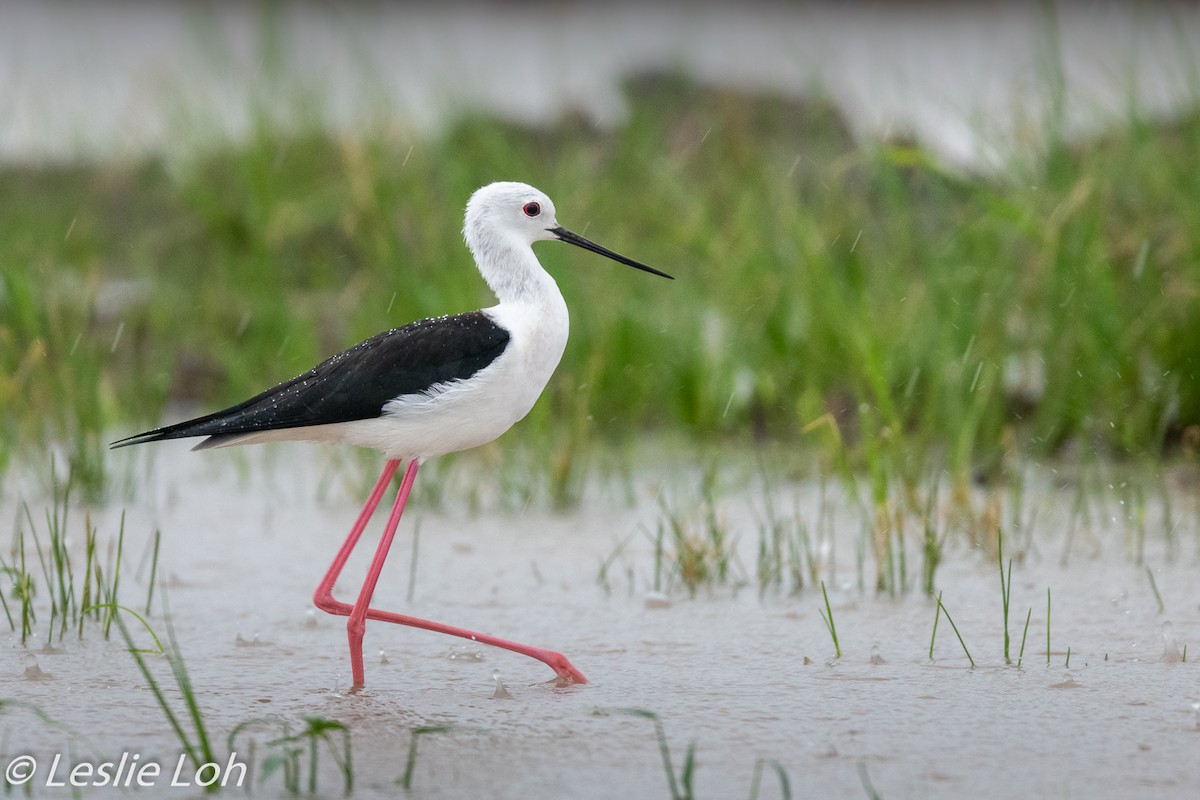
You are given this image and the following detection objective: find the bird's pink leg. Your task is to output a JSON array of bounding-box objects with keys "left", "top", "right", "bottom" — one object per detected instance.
[
  {"left": 342, "top": 459, "right": 421, "bottom": 688},
  {"left": 314, "top": 459, "right": 587, "bottom": 688},
  {"left": 312, "top": 458, "right": 401, "bottom": 612}
]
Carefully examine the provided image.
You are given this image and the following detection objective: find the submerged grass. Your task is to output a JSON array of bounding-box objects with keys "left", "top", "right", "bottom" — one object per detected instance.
[
  {"left": 748, "top": 758, "right": 792, "bottom": 800},
  {"left": 858, "top": 761, "right": 884, "bottom": 800},
  {"left": 2, "top": 68, "right": 1199, "bottom": 499},
  {"left": 607, "top": 708, "right": 697, "bottom": 800}
]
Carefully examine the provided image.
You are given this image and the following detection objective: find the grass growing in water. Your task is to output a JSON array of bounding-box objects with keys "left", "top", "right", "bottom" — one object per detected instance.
[
  {"left": 858, "top": 761, "right": 884, "bottom": 800},
  {"left": 229, "top": 717, "right": 353, "bottom": 796},
  {"left": 109, "top": 598, "right": 217, "bottom": 792},
  {"left": 1047, "top": 588, "right": 1052, "bottom": 666},
  {"left": 930, "top": 591, "right": 975, "bottom": 667},
  {"left": 748, "top": 758, "right": 792, "bottom": 800},
  {"left": 112, "top": 596, "right": 354, "bottom": 796},
  {"left": 652, "top": 471, "right": 744, "bottom": 598},
  {"left": 998, "top": 528, "right": 1014, "bottom": 663},
  {"left": 752, "top": 465, "right": 818, "bottom": 598},
  {"left": 1, "top": 464, "right": 156, "bottom": 645},
  {"left": 818, "top": 580, "right": 842, "bottom": 659},
  {"left": 397, "top": 725, "right": 456, "bottom": 793},
  {"left": 1017, "top": 608, "right": 1033, "bottom": 668},
  {"left": 607, "top": 708, "right": 697, "bottom": 800},
  {"left": 1145, "top": 566, "right": 1166, "bottom": 614}
]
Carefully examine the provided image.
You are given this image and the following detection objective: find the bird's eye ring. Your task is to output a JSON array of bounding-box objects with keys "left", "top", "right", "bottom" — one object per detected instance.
[{"left": 522, "top": 201, "right": 541, "bottom": 217}]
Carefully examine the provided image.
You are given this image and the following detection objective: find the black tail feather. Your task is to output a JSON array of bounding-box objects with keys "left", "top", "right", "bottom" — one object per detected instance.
[{"left": 109, "top": 418, "right": 217, "bottom": 449}]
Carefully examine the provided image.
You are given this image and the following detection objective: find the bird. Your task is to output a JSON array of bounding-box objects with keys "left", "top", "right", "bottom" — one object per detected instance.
[{"left": 111, "top": 181, "right": 672, "bottom": 690}]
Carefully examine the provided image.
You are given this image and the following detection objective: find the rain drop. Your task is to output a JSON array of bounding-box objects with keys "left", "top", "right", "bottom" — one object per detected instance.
[
  {"left": 492, "top": 669, "right": 512, "bottom": 699},
  {"left": 23, "top": 653, "right": 51, "bottom": 680},
  {"left": 1161, "top": 621, "right": 1182, "bottom": 663},
  {"left": 1050, "top": 672, "right": 1080, "bottom": 689},
  {"left": 446, "top": 644, "right": 485, "bottom": 662},
  {"left": 235, "top": 633, "right": 268, "bottom": 648}
]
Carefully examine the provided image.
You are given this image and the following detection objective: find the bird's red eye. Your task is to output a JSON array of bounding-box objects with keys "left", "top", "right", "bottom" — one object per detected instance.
[{"left": 522, "top": 201, "right": 541, "bottom": 217}]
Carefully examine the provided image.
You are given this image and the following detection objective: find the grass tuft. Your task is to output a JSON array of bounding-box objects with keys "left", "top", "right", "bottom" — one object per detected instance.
[
  {"left": 229, "top": 716, "right": 356, "bottom": 795},
  {"left": 2, "top": 464, "right": 151, "bottom": 645},
  {"left": 653, "top": 475, "right": 743, "bottom": 598}
]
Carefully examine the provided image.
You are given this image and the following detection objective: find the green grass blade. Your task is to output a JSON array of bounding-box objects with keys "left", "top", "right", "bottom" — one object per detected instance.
[
  {"left": 608, "top": 708, "right": 690, "bottom": 800},
  {"left": 820, "top": 580, "right": 842, "bottom": 658},
  {"left": 929, "top": 591, "right": 942, "bottom": 660},
  {"left": 1145, "top": 566, "right": 1165, "bottom": 614},
  {"left": 109, "top": 607, "right": 202, "bottom": 768},
  {"left": 936, "top": 595, "right": 974, "bottom": 668},
  {"left": 145, "top": 529, "right": 161, "bottom": 615},
  {"left": 748, "top": 758, "right": 792, "bottom": 800},
  {"left": 398, "top": 725, "right": 456, "bottom": 791},
  {"left": 1046, "top": 588, "right": 1052, "bottom": 666},
  {"left": 1017, "top": 608, "right": 1032, "bottom": 668},
  {"left": 159, "top": 591, "right": 216, "bottom": 772}
]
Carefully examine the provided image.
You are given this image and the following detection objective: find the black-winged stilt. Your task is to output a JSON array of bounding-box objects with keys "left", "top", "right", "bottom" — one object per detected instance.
[{"left": 112, "top": 182, "right": 671, "bottom": 689}]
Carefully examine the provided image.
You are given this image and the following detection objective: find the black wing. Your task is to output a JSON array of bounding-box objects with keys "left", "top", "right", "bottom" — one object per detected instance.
[{"left": 110, "top": 310, "right": 510, "bottom": 448}]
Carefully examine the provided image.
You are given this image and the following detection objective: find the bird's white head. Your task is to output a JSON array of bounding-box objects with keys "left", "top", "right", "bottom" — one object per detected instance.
[{"left": 464, "top": 182, "right": 561, "bottom": 252}]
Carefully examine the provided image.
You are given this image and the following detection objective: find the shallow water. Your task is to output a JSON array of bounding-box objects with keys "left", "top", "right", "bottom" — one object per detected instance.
[{"left": 2, "top": 447, "right": 1199, "bottom": 798}]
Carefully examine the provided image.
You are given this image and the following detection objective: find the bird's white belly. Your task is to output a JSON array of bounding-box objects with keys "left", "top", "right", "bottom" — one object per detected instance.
[{"left": 342, "top": 353, "right": 550, "bottom": 459}]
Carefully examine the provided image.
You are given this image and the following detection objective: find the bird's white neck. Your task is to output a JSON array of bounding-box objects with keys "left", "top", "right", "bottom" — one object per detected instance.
[
  {"left": 466, "top": 225, "right": 570, "bottom": 400},
  {"left": 466, "top": 226, "right": 561, "bottom": 309}
]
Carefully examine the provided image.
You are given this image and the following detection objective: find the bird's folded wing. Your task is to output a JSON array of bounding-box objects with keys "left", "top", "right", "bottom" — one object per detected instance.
[{"left": 110, "top": 310, "right": 510, "bottom": 448}]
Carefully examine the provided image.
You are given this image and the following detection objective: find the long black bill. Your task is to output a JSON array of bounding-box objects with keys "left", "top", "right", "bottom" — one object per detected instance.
[{"left": 551, "top": 226, "right": 674, "bottom": 279}]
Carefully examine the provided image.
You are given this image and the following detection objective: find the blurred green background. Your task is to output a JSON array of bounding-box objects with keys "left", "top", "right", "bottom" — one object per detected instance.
[{"left": 2, "top": 5, "right": 1199, "bottom": 503}]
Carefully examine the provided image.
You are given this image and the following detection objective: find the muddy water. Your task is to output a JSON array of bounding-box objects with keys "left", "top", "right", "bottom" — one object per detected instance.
[{"left": 3, "top": 446, "right": 1198, "bottom": 798}]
